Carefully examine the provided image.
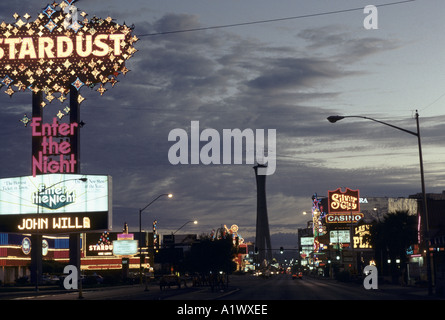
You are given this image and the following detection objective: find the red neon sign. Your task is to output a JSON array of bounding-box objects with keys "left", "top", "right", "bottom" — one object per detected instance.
[{"left": 31, "top": 117, "right": 77, "bottom": 177}]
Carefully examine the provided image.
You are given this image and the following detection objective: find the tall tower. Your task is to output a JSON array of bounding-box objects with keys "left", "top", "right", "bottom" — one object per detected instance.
[{"left": 254, "top": 164, "right": 272, "bottom": 265}]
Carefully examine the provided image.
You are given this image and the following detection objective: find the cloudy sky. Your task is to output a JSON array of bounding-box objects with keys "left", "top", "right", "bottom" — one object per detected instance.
[{"left": 1, "top": 0, "right": 445, "bottom": 249}]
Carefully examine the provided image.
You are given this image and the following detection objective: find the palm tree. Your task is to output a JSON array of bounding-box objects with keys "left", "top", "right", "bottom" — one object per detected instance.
[{"left": 369, "top": 210, "right": 417, "bottom": 284}]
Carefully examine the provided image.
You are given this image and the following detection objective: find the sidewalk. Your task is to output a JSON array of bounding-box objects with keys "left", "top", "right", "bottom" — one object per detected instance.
[
  {"left": 0, "top": 281, "right": 240, "bottom": 300},
  {"left": 307, "top": 274, "right": 443, "bottom": 300}
]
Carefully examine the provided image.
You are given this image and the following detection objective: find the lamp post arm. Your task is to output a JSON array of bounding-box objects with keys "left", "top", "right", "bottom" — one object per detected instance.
[
  {"left": 173, "top": 221, "right": 194, "bottom": 234},
  {"left": 140, "top": 194, "right": 169, "bottom": 213},
  {"left": 342, "top": 116, "right": 418, "bottom": 137}
]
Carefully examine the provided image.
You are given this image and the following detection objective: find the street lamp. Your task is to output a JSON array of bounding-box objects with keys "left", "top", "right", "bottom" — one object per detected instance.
[
  {"left": 35, "top": 176, "right": 87, "bottom": 293},
  {"left": 173, "top": 220, "right": 198, "bottom": 234},
  {"left": 327, "top": 110, "right": 432, "bottom": 295},
  {"left": 138, "top": 193, "right": 173, "bottom": 284}
]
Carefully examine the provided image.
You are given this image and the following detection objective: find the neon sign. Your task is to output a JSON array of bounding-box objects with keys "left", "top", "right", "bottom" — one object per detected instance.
[
  {"left": 326, "top": 213, "right": 364, "bottom": 223},
  {"left": 0, "top": 1, "right": 138, "bottom": 100},
  {"left": 353, "top": 224, "right": 372, "bottom": 249},
  {"left": 17, "top": 215, "right": 90, "bottom": 230},
  {"left": 328, "top": 188, "right": 360, "bottom": 213},
  {"left": 31, "top": 116, "right": 77, "bottom": 176}
]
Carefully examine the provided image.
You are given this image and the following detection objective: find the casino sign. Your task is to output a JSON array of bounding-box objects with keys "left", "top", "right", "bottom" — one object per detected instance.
[
  {"left": 325, "top": 213, "right": 364, "bottom": 224},
  {"left": 0, "top": 0, "right": 138, "bottom": 101}
]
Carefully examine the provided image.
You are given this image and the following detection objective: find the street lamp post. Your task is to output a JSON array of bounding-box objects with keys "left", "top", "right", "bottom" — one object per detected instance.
[
  {"left": 34, "top": 177, "right": 87, "bottom": 293},
  {"left": 173, "top": 220, "right": 198, "bottom": 235},
  {"left": 327, "top": 110, "right": 432, "bottom": 295},
  {"left": 138, "top": 193, "right": 173, "bottom": 284}
]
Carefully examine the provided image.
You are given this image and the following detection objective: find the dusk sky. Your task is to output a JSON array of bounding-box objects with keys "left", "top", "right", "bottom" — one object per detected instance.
[{"left": 1, "top": 0, "right": 445, "bottom": 249}]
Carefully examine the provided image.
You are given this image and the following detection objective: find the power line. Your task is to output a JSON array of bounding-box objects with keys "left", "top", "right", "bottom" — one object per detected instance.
[{"left": 137, "top": 0, "right": 415, "bottom": 37}]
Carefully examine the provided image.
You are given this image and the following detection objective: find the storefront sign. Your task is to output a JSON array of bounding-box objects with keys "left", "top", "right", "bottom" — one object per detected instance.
[
  {"left": 326, "top": 213, "right": 363, "bottom": 223},
  {"left": 328, "top": 188, "right": 360, "bottom": 213},
  {"left": 87, "top": 231, "right": 114, "bottom": 256},
  {"left": 0, "top": 174, "right": 111, "bottom": 233},
  {"left": 353, "top": 224, "right": 372, "bottom": 249}
]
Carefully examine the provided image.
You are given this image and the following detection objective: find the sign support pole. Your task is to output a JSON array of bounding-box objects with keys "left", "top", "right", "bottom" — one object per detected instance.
[
  {"left": 68, "top": 85, "right": 83, "bottom": 298},
  {"left": 30, "top": 91, "right": 43, "bottom": 290}
]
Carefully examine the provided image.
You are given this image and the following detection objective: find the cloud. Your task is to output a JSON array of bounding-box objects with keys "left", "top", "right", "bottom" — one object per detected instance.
[
  {"left": 0, "top": 10, "right": 434, "bottom": 247},
  {"left": 297, "top": 25, "right": 401, "bottom": 63}
]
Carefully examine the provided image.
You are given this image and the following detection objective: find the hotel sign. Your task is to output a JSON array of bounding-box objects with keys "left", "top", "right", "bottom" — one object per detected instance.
[
  {"left": 328, "top": 188, "right": 360, "bottom": 213},
  {"left": 0, "top": 1, "right": 138, "bottom": 99},
  {"left": 353, "top": 224, "right": 372, "bottom": 249},
  {"left": 0, "top": 174, "right": 111, "bottom": 233}
]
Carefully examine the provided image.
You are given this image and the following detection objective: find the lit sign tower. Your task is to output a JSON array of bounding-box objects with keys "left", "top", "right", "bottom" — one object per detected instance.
[
  {"left": 0, "top": 1, "right": 137, "bottom": 100},
  {"left": 0, "top": 0, "right": 138, "bottom": 287},
  {"left": 311, "top": 194, "right": 327, "bottom": 255}
]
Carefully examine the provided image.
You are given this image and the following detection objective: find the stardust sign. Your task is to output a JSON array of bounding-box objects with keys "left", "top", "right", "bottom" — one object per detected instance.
[
  {"left": 328, "top": 187, "right": 360, "bottom": 214},
  {"left": 0, "top": 1, "right": 138, "bottom": 99},
  {"left": 0, "top": 174, "right": 111, "bottom": 233}
]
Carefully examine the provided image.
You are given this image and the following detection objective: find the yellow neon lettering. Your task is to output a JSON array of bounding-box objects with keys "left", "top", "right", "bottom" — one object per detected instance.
[
  {"left": 93, "top": 34, "right": 109, "bottom": 56},
  {"left": 38, "top": 37, "right": 55, "bottom": 59},
  {"left": 109, "top": 34, "right": 125, "bottom": 55},
  {"left": 4, "top": 38, "right": 21, "bottom": 59},
  {"left": 76, "top": 34, "right": 92, "bottom": 57},
  {"left": 57, "top": 36, "right": 73, "bottom": 58},
  {"left": 19, "top": 38, "right": 37, "bottom": 59}
]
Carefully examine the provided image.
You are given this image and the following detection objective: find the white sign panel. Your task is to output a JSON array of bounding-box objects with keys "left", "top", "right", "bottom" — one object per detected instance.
[
  {"left": 329, "top": 230, "right": 350, "bottom": 243},
  {"left": 300, "top": 237, "right": 314, "bottom": 246},
  {"left": 0, "top": 174, "right": 111, "bottom": 215},
  {"left": 113, "top": 240, "right": 138, "bottom": 256}
]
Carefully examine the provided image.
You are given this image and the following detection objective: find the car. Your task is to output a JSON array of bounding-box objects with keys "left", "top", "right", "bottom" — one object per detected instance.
[
  {"left": 82, "top": 273, "right": 104, "bottom": 285},
  {"left": 292, "top": 272, "right": 303, "bottom": 280},
  {"left": 41, "top": 274, "right": 60, "bottom": 285}
]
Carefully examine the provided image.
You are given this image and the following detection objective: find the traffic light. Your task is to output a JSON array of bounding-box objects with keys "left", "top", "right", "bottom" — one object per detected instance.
[{"left": 280, "top": 247, "right": 284, "bottom": 254}]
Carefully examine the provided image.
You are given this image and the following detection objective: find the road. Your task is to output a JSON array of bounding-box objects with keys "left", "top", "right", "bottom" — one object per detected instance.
[
  {"left": 3, "top": 273, "right": 438, "bottom": 301},
  {"left": 216, "top": 273, "right": 433, "bottom": 300},
  {"left": 4, "top": 274, "right": 440, "bottom": 320}
]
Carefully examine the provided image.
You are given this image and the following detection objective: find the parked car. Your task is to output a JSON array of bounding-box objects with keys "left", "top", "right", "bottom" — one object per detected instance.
[
  {"left": 159, "top": 275, "right": 181, "bottom": 290},
  {"left": 82, "top": 273, "right": 103, "bottom": 285},
  {"left": 41, "top": 274, "right": 60, "bottom": 285}
]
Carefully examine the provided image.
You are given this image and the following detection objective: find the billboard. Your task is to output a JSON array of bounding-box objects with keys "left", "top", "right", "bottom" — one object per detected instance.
[
  {"left": 113, "top": 240, "right": 138, "bottom": 256},
  {"left": 0, "top": 174, "right": 111, "bottom": 233}
]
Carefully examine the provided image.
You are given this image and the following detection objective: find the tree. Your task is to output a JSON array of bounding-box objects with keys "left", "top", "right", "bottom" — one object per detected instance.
[{"left": 369, "top": 210, "right": 417, "bottom": 284}]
